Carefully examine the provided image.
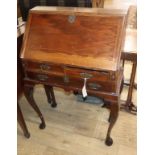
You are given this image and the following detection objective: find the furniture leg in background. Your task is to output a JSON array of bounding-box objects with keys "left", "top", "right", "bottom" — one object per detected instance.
[
  {"left": 121, "top": 51, "right": 137, "bottom": 115},
  {"left": 120, "top": 24, "right": 137, "bottom": 115},
  {"left": 17, "top": 102, "right": 30, "bottom": 138}
]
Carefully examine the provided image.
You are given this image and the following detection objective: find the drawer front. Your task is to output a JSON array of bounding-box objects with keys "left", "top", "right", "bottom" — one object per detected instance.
[
  {"left": 24, "top": 61, "right": 120, "bottom": 93},
  {"left": 64, "top": 67, "right": 117, "bottom": 92},
  {"left": 26, "top": 72, "right": 65, "bottom": 86},
  {"left": 64, "top": 67, "right": 110, "bottom": 82},
  {"left": 26, "top": 71, "right": 116, "bottom": 93},
  {"left": 25, "top": 61, "right": 64, "bottom": 75},
  {"left": 63, "top": 76, "right": 116, "bottom": 92}
]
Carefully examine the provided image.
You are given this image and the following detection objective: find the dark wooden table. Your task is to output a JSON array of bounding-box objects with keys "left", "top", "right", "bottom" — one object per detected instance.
[{"left": 121, "top": 28, "right": 137, "bottom": 115}]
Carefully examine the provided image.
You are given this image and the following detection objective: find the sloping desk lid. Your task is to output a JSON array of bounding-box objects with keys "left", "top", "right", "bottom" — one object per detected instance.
[{"left": 21, "top": 6, "right": 127, "bottom": 71}]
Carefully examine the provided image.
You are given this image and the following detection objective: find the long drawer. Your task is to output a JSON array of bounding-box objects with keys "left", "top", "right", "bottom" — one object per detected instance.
[
  {"left": 26, "top": 71, "right": 117, "bottom": 93},
  {"left": 64, "top": 66, "right": 110, "bottom": 82}
]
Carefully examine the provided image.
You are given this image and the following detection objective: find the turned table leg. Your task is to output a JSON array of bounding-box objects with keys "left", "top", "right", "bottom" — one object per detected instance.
[
  {"left": 17, "top": 102, "right": 30, "bottom": 138},
  {"left": 105, "top": 101, "right": 119, "bottom": 146},
  {"left": 24, "top": 85, "right": 46, "bottom": 129},
  {"left": 44, "top": 85, "right": 57, "bottom": 108}
]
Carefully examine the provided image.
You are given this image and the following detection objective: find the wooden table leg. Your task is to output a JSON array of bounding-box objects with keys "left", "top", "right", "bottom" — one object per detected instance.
[
  {"left": 105, "top": 101, "right": 119, "bottom": 146},
  {"left": 44, "top": 85, "right": 57, "bottom": 108},
  {"left": 17, "top": 102, "right": 30, "bottom": 138},
  {"left": 24, "top": 84, "right": 46, "bottom": 129},
  {"left": 44, "top": 85, "right": 52, "bottom": 104},
  {"left": 121, "top": 61, "right": 137, "bottom": 114}
]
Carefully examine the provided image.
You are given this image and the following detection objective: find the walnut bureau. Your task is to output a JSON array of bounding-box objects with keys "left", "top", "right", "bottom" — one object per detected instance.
[{"left": 20, "top": 6, "right": 127, "bottom": 146}]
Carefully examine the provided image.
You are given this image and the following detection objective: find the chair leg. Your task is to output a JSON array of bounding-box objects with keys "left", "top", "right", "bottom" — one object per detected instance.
[
  {"left": 17, "top": 102, "right": 30, "bottom": 138},
  {"left": 24, "top": 85, "right": 46, "bottom": 129}
]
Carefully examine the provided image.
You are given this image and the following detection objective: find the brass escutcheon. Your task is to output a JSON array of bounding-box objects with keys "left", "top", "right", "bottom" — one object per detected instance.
[
  {"left": 40, "top": 64, "right": 51, "bottom": 71},
  {"left": 68, "top": 15, "right": 76, "bottom": 23}
]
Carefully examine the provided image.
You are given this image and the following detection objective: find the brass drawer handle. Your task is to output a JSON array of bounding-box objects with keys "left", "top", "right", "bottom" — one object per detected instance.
[
  {"left": 80, "top": 72, "right": 93, "bottom": 79},
  {"left": 36, "top": 74, "right": 49, "bottom": 81},
  {"left": 40, "top": 64, "right": 51, "bottom": 71},
  {"left": 88, "top": 83, "right": 101, "bottom": 90}
]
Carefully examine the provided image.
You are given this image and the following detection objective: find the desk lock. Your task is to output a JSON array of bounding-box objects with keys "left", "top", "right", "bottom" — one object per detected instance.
[{"left": 68, "top": 15, "right": 76, "bottom": 23}]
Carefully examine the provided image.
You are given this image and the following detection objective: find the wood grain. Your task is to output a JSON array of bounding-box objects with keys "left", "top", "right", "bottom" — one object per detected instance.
[{"left": 21, "top": 6, "right": 127, "bottom": 71}]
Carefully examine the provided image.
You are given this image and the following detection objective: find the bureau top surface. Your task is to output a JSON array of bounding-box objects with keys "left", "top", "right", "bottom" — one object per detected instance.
[{"left": 21, "top": 6, "right": 127, "bottom": 71}]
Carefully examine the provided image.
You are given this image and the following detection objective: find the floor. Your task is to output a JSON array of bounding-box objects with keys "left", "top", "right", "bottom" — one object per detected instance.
[{"left": 17, "top": 0, "right": 137, "bottom": 154}]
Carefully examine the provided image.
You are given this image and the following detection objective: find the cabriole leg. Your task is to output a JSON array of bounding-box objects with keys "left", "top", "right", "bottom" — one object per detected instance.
[
  {"left": 24, "top": 85, "right": 46, "bottom": 129},
  {"left": 44, "top": 85, "right": 52, "bottom": 104},
  {"left": 44, "top": 85, "right": 57, "bottom": 108},
  {"left": 50, "top": 86, "right": 57, "bottom": 108},
  {"left": 105, "top": 101, "right": 119, "bottom": 146}
]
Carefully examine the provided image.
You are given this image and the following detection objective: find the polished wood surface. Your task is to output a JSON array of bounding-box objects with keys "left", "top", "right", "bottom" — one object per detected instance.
[
  {"left": 21, "top": 6, "right": 127, "bottom": 71},
  {"left": 20, "top": 6, "right": 127, "bottom": 146}
]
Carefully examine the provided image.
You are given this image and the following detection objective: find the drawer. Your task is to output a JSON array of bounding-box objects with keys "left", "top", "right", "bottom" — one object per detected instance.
[
  {"left": 63, "top": 67, "right": 118, "bottom": 92},
  {"left": 64, "top": 67, "right": 110, "bottom": 82},
  {"left": 26, "top": 71, "right": 116, "bottom": 93},
  {"left": 26, "top": 71, "right": 65, "bottom": 86},
  {"left": 24, "top": 61, "right": 64, "bottom": 75},
  {"left": 65, "top": 76, "right": 116, "bottom": 93}
]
